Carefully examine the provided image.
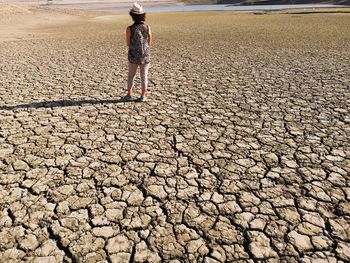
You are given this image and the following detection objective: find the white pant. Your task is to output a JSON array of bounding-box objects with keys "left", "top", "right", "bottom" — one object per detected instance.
[{"left": 127, "top": 63, "right": 150, "bottom": 89}]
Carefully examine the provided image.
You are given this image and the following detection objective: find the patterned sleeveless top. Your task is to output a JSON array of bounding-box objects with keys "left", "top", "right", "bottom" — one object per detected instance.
[{"left": 128, "top": 23, "right": 151, "bottom": 65}]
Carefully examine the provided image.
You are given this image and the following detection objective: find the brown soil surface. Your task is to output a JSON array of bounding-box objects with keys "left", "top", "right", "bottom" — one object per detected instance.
[{"left": 0, "top": 5, "right": 350, "bottom": 262}]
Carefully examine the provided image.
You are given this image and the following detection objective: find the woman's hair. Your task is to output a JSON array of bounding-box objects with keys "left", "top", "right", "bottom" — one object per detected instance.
[{"left": 130, "top": 12, "right": 146, "bottom": 23}]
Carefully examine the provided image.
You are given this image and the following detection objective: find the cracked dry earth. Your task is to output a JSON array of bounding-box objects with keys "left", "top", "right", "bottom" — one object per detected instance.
[{"left": 1, "top": 9, "right": 350, "bottom": 263}]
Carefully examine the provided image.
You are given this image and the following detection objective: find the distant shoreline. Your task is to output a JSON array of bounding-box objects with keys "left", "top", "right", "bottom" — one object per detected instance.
[
  {"left": 107, "top": 4, "right": 349, "bottom": 13},
  {"left": 2, "top": 0, "right": 349, "bottom": 10},
  {"left": 3, "top": 1, "right": 348, "bottom": 13}
]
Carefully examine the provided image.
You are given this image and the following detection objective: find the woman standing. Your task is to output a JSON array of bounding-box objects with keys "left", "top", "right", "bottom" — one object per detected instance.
[{"left": 125, "top": 2, "right": 152, "bottom": 102}]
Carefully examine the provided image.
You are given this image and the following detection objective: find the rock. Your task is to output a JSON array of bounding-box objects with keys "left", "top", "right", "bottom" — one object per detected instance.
[
  {"left": 105, "top": 208, "right": 124, "bottom": 222},
  {"left": 204, "top": 257, "right": 221, "bottom": 263},
  {"left": 106, "top": 234, "right": 133, "bottom": 254},
  {"left": 146, "top": 185, "right": 167, "bottom": 200},
  {"left": 134, "top": 241, "right": 148, "bottom": 262},
  {"left": 249, "top": 218, "right": 266, "bottom": 230},
  {"left": 186, "top": 238, "right": 208, "bottom": 255},
  {"left": 263, "top": 153, "right": 279, "bottom": 166},
  {"left": 13, "top": 160, "right": 30, "bottom": 171},
  {"left": 69, "top": 197, "right": 95, "bottom": 210},
  {"left": 336, "top": 241, "right": 350, "bottom": 261},
  {"left": 218, "top": 201, "right": 242, "bottom": 215},
  {"left": 136, "top": 152, "right": 151, "bottom": 162},
  {"left": 0, "top": 147, "right": 14, "bottom": 159},
  {"left": 148, "top": 225, "right": 184, "bottom": 259},
  {"left": 328, "top": 218, "right": 350, "bottom": 240},
  {"left": 238, "top": 192, "right": 260, "bottom": 207},
  {"left": 302, "top": 212, "right": 325, "bottom": 228},
  {"left": 39, "top": 240, "right": 58, "bottom": 256},
  {"left": 210, "top": 245, "right": 227, "bottom": 262},
  {"left": 277, "top": 207, "right": 301, "bottom": 224},
  {"left": 234, "top": 212, "right": 254, "bottom": 228},
  {"left": 124, "top": 187, "right": 144, "bottom": 206},
  {"left": 336, "top": 201, "right": 350, "bottom": 216},
  {"left": 248, "top": 231, "right": 277, "bottom": 259},
  {"left": 287, "top": 231, "right": 313, "bottom": 252},
  {"left": 211, "top": 192, "right": 224, "bottom": 203},
  {"left": 34, "top": 256, "right": 59, "bottom": 263},
  {"left": 311, "top": 236, "right": 332, "bottom": 250},
  {"left": 300, "top": 257, "right": 336, "bottom": 263},
  {"left": 71, "top": 234, "right": 105, "bottom": 256},
  {"left": 25, "top": 168, "right": 48, "bottom": 179},
  {"left": 85, "top": 251, "right": 106, "bottom": 263},
  {"left": 61, "top": 217, "right": 79, "bottom": 231},
  {"left": 110, "top": 252, "right": 131, "bottom": 263},
  {"left": 154, "top": 163, "right": 176, "bottom": 177},
  {"left": 19, "top": 234, "right": 39, "bottom": 251},
  {"left": 1, "top": 248, "right": 26, "bottom": 260},
  {"left": 92, "top": 226, "right": 116, "bottom": 238}
]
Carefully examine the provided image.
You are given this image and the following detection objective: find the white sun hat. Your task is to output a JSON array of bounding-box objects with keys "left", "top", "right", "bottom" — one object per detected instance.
[{"left": 130, "top": 2, "right": 145, "bottom": 14}]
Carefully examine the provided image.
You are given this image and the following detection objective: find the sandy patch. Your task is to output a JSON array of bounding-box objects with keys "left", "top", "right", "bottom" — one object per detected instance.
[
  {"left": 0, "top": 4, "right": 90, "bottom": 41},
  {"left": 0, "top": 3, "right": 31, "bottom": 14}
]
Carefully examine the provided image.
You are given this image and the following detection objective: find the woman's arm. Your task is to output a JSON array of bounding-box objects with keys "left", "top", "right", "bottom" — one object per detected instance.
[
  {"left": 126, "top": 27, "right": 131, "bottom": 47},
  {"left": 148, "top": 26, "right": 152, "bottom": 46}
]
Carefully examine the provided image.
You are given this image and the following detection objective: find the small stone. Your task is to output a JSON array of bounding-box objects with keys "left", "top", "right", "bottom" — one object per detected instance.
[
  {"left": 239, "top": 192, "right": 260, "bottom": 207},
  {"left": 300, "top": 257, "right": 333, "bottom": 263},
  {"left": 204, "top": 257, "right": 221, "bottom": 263},
  {"left": 266, "top": 172, "right": 280, "bottom": 179},
  {"left": 146, "top": 185, "right": 167, "bottom": 200},
  {"left": 277, "top": 207, "right": 301, "bottom": 224},
  {"left": 211, "top": 192, "right": 224, "bottom": 203},
  {"left": 19, "top": 234, "right": 39, "bottom": 251},
  {"left": 311, "top": 236, "right": 332, "bottom": 250},
  {"left": 263, "top": 153, "right": 279, "bottom": 166},
  {"left": 32, "top": 256, "right": 57, "bottom": 263},
  {"left": 2, "top": 248, "right": 26, "bottom": 260},
  {"left": 40, "top": 240, "right": 57, "bottom": 256},
  {"left": 218, "top": 201, "right": 242, "bottom": 215},
  {"left": 186, "top": 238, "right": 207, "bottom": 254},
  {"left": 336, "top": 202, "right": 350, "bottom": 216},
  {"left": 134, "top": 241, "right": 148, "bottom": 262},
  {"left": 85, "top": 251, "right": 106, "bottom": 263},
  {"left": 136, "top": 152, "right": 151, "bottom": 162},
  {"left": 106, "top": 235, "right": 133, "bottom": 254},
  {"left": 302, "top": 213, "right": 325, "bottom": 228},
  {"left": 61, "top": 217, "right": 79, "bottom": 231},
  {"left": 248, "top": 231, "right": 277, "bottom": 259},
  {"left": 336, "top": 241, "right": 350, "bottom": 261},
  {"left": 235, "top": 212, "right": 254, "bottom": 228},
  {"left": 110, "top": 253, "right": 131, "bottom": 263},
  {"left": 328, "top": 218, "right": 350, "bottom": 240},
  {"left": 92, "top": 226, "right": 116, "bottom": 238},
  {"left": 69, "top": 197, "right": 94, "bottom": 210},
  {"left": 249, "top": 218, "right": 266, "bottom": 230},
  {"left": 288, "top": 231, "right": 313, "bottom": 252},
  {"left": 105, "top": 208, "right": 124, "bottom": 221},
  {"left": 0, "top": 147, "right": 14, "bottom": 158},
  {"left": 13, "top": 160, "right": 30, "bottom": 171},
  {"left": 124, "top": 188, "right": 144, "bottom": 206}
]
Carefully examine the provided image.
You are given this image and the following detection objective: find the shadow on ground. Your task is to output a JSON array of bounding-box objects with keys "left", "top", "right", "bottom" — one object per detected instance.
[{"left": 0, "top": 98, "right": 138, "bottom": 110}]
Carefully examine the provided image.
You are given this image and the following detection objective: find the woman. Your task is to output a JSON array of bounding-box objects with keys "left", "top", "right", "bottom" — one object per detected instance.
[{"left": 125, "top": 2, "right": 152, "bottom": 102}]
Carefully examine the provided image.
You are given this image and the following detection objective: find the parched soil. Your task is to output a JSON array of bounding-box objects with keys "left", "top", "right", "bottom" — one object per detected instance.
[{"left": 0, "top": 6, "right": 349, "bottom": 262}]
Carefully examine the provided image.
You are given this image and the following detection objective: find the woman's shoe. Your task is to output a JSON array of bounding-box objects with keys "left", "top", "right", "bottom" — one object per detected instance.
[
  {"left": 138, "top": 96, "right": 146, "bottom": 102},
  {"left": 123, "top": 95, "right": 133, "bottom": 101}
]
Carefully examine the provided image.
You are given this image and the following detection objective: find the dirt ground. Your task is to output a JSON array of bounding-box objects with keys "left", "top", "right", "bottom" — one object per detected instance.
[{"left": 0, "top": 4, "right": 350, "bottom": 262}]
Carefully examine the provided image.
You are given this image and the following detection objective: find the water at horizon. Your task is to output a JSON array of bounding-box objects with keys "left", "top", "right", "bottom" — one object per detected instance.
[{"left": 110, "top": 4, "right": 344, "bottom": 13}]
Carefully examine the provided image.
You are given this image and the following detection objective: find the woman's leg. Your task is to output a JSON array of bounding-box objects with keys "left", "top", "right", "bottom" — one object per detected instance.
[
  {"left": 127, "top": 63, "right": 138, "bottom": 96},
  {"left": 140, "top": 63, "right": 150, "bottom": 98}
]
